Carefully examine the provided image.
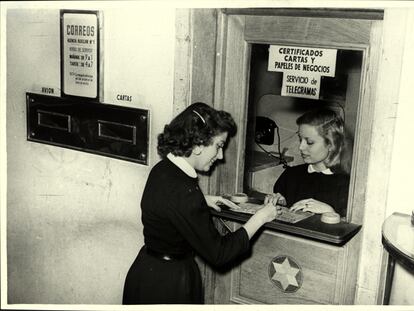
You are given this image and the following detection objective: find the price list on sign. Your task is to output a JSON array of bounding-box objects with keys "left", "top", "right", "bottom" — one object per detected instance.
[
  {"left": 62, "top": 12, "right": 99, "bottom": 98},
  {"left": 268, "top": 45, "right": 337, "bottom": 100}
]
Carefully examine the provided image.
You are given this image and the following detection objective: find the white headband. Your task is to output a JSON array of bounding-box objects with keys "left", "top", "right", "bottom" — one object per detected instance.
[{"left": 192, "top": 110, "right": 206, "bottom": 124}]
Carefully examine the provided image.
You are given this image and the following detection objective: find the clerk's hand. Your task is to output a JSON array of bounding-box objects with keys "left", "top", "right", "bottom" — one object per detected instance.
[
  {"left": 204, "top": 195, "right": 240, "bottom": 212},
  {"left": 290, "top": 198, "right": 335, "bottom": 214},
  {"left": 264, "top": 192, "right": 287, "bottom": 206}
]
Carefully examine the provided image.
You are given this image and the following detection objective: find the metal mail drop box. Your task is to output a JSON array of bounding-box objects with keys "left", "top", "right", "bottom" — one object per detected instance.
[{"left": 26, "top": 92, "right": 149, "bottom": 165}]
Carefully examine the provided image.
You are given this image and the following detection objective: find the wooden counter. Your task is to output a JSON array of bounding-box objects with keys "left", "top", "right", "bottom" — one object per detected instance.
[
  {"left": 201, "top": 209, "right": 362, "bottom": 304},
  {"left": 211, "top": 208, "right": 361, "bottom": 246}
]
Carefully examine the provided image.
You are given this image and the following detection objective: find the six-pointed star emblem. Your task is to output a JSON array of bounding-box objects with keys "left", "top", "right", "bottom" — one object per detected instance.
[{"left": 268, "top": 256, "right": 303, "bottom": 292}]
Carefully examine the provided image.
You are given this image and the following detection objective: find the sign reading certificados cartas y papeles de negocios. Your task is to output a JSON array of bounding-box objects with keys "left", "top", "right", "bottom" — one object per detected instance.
[
  {"left": 268, "top": 45, "right": 337, "bottom": 99},
  {"left": 62, "top": 12, "right": 98, "bottom": 98}
]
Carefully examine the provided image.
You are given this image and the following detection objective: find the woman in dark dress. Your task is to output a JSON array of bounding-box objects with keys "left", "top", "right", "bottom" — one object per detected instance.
[
  {"left": 265, "top": 108, "right": 353, "bottom": 217},
  {"left": 123, "top": 102, "right": 280, "bottom": 304}
]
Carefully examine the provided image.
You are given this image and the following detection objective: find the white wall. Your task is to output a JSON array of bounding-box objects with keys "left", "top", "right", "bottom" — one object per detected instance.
[
  {"left": 387, "top": 10, "right": 414, "bottom": 218},
  {"left": 5, "top": 4, "right": 175, "bottom": 304},
  {"left": 385, "top": 8, "right": 414, "bottom": 305}
]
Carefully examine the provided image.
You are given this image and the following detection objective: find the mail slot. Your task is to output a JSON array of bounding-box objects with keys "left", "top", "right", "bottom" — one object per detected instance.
[
  {"left": 98, "top": 120, "right": 136, "bottom": 144},
  {"left": 27, "top": 92, "right": 149, "bottom": 165},
  {"left": 38, "top": 110, "right": 72, "bottom": 132}
]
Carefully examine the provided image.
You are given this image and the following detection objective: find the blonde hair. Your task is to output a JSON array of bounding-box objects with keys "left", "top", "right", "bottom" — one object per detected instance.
[{"left": 297, "top": 108, "right": 353, "bottom": 174}]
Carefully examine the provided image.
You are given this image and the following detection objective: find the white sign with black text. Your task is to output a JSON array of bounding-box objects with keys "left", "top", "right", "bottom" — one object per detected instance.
[
  {"left": 62, "top": 12, "right": 98, "bottom": 98},
  {"left": 268, "top": 45, "right": 337, "bottom": 99}
]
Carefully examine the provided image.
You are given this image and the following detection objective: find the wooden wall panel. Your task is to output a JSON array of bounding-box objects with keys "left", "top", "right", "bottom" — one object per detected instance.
[
  {"left": 338, "top": 232, "right": 362, "bottom": 303},
  {"left": 189, "top": 9, "right": 218, "bottom": 197},
  {"left": 231, "top": 230, "right": 343, "bottom": 304},
  {"left": 353, "top": 10, "right": 407, "bottom": 303},
  {"left": 174, "top": 9, "right": 220, "bottom": 304},
  {"left": 178, "top": 8, "right": 403, "bottom": 305},
  {"left": 245, "top": 16, "right": 372, "bottom": 47},
  {"left": 217, "top": 14, "right": 250, "bottom": 195},
  {"left": 174, "top": 9, "right": 191, "bottom": 116},
  {"left": 223, "top": 8, "right": 384, "bottom": 20},
  {"left": 204, "top": 11, "right": 374, "bottom": 304},
  {"left": 190, "top": 9, "right": 218, "bottom": 104}
]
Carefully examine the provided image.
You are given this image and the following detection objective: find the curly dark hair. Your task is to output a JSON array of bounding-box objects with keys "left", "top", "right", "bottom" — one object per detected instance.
[
  {"left": 297, "top": 108, "right": 353, "bottom": 174},
  {"left": 157, "top": 102, "right": 237, "bottom": 158}
]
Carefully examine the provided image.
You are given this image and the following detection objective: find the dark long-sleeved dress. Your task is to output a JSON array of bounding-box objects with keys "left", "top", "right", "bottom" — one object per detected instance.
[
  {"left": 273, "top": 164, "right": 350, "bottom": 217},
  {"left": 123, "top": 158, "right": 249, "bottom": 304}
]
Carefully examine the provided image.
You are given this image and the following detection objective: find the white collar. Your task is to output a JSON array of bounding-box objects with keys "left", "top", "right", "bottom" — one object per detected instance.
[
  {"left": 167, "top": 153, "right": 197, "bottom": 178},
  {"left": 308, "top": 164, "right": 334, "bottom": 175}
]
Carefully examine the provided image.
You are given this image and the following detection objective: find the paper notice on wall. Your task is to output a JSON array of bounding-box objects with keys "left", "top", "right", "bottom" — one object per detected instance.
[
  {"left": 281, "top": 74, "right": 321, "bottom": 99},
  {"left": 62, "top": 12, "right": 98, "bottom": 98},
  {"left": 268, "top": 45, "right": 337, "bottom": 99}
]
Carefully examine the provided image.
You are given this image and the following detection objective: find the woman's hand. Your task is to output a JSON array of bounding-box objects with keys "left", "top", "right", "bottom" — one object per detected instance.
[
  {"left": 255, "top": 202, "right": 283, "bottom": 223},
  {"left": 264, "top": 192, "right": 287, "bottom": 206},
  {"left": 204, "top": 195, "right": 240, "bottom": 212},
  {"left": 243, "top": 203, "right": 282, "bottom": 239},
  {"left": 290, "top": 198, "right": 335, "bottom": 214}
]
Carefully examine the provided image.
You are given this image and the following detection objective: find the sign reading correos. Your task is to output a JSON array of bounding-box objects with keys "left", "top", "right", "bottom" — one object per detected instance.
[
  {"left": 62, "top": 12, "right": 98, "bottom": 98},
  {"left": 268, "top": 45, "right": 337, "bottom": 99}
]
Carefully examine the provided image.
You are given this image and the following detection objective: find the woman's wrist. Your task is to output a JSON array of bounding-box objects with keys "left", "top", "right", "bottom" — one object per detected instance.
[
  {"left": 242, "top": 206, "right": 274, "bottom": 239},
  {"left": 243, "top": 215, "right": 264, "bottom": 239}
]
